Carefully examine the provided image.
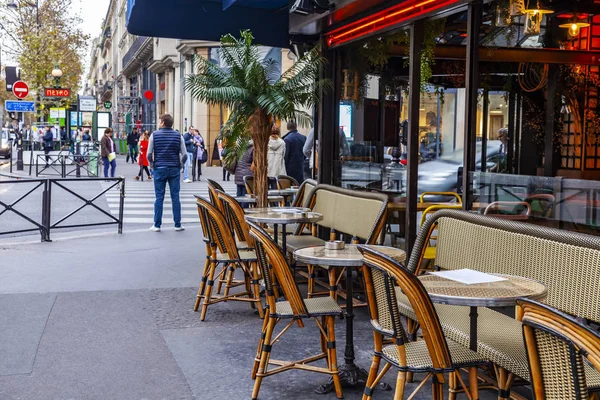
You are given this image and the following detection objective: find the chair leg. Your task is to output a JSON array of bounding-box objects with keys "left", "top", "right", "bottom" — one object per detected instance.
[
  {"left": 363, "top": 332, "right": 389, "bottom": 400},
  {"left": 393, "top": 371, "right": 407, "bottom": 400},
  {"left": 307, "top": 265, "right": 315, "bottom": 298},
  {"left": 328, "top": 268, "right": 337, "bottom": 300},
  {"left": 496, "top": 367, "right": 514, "bottom": 400},
  {"left": 432, "top": 377, "right": 444, "bottom": 400},
  {"left": 326, "top": 315, "right": 343, "bottom": 399},
  {"left": 216, "top": 264, "right": 228, "bottom": 294},
  {"left": 449, "top": 371, "right": 458, "bottom": 400},
  {"left": 469, "top": 367, "right": 479, "bottom": 400},
  {"left": 194, "top": 256, "right": 211, "bottom": 311},
  {"left": 252, "top": 308, "right": 270, "bottom": 379},
  {"left": 250, "top": 262, "right": 264, "bottom": 318},
  {"left": 223, "top": 264, "right": 236, "bottom": 298},
  {"left": 252, "top": 316, "right": 276, "bottom": 400},
  {"left": 200, "top": 259, "right": 217, "bottom": 321}
]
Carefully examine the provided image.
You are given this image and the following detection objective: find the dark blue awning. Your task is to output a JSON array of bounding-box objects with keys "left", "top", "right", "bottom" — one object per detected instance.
[{"left": 127, "top": 0, "right": 290, "bottom": 49}]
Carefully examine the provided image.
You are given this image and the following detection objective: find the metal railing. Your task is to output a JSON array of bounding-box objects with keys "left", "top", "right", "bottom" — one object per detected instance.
[
  {"left": 35, "top": 150, "right": 100, "bottom": 178},
  {"left": 0, "top": 177, "right": 124, "bottom": 242}
]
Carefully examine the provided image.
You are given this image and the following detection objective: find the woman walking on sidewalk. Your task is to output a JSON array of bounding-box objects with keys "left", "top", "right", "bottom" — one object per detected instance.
[
  {"left": 134, "top": 131, "right": 152, "bottom": 181},
  {"left": 100, "top": 128, "right": 117, "bottom": 178},
  {"left": 193, "top": 129, "right": 205, "bottom": 181}
]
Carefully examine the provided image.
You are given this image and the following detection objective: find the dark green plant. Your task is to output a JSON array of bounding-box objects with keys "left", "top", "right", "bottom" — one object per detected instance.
[{"left": 185, "top": 30, "right": 330, "bottom": 207}]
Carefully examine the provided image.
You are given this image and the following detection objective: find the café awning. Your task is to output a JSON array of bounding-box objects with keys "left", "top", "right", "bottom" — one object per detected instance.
[{"left": 126, "top": 0, "right": 290, "bottom": 48}]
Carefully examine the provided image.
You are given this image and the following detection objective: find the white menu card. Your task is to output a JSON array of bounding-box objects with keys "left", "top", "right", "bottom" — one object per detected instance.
[{"left": 429, "top": 269, "right": 508, "bottom": 285}]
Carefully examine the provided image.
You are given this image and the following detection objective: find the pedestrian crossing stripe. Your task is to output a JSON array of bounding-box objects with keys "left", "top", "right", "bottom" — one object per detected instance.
[{"left": 102, "top": 180, "right": 237, "bottom": 225}]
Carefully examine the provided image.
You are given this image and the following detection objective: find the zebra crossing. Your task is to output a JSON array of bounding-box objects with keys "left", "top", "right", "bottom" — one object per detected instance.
[{"left": 103, "top": 179, "right": 237, "bottom": 225}]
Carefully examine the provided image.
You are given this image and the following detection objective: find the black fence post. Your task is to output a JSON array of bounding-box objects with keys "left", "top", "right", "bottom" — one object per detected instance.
[
  {"left": 118, "top": 178, "right": 125, "bottom": 234},
  {"left": 41, "top": 179, "right": 52, "bottom": 242},
  {"left": 9, "top": 139, "right": 13, "bottom": 174},
  {"left": 61, "top": 155, "right": 66, "bottom": 178},
  {"left": 76, "top": 142, "right": 81, "bottom": 178}
]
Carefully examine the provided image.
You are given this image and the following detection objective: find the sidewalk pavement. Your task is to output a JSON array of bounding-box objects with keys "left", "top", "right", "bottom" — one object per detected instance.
[{"left": 0, "top": 159, "right": 503, "bottom": 400}]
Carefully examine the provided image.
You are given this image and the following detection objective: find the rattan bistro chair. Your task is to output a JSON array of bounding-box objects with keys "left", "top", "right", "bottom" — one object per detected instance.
[
  {"left": 207, "top": 179, "right": 225, "bottom": 211},
  {"left": 518, "top": 298, "right": 600, "bottom": 400},
  {"left": 419, "top": 204, "right": 463, "bottom": 268},
  {"left": 195, "top": 196, "right": 263, "bottom": 321},
  {"left": 276, "top": 175, "right": 299, "bottom": 190},
  {"left": 248, "top": 222, "right": 343, "bottom": 400},
  {"left": 244, "top": 176, "right": 255, "bottom": 195},
  {"left": 359, "top": 245, "right": 485, "bottom": 400},
  {"left": 216, "top": 189, "right": 254, "bottom": 250}
]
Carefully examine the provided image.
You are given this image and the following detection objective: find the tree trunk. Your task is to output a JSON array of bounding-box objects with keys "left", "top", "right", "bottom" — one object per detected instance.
[{"left": 251, "top": 108, "right": 270, "bottom": 208}]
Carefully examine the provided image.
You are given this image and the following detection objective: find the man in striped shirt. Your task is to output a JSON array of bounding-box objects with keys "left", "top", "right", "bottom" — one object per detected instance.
[{"left": 147, "top": 114, "right": 188, "bottom": 232}]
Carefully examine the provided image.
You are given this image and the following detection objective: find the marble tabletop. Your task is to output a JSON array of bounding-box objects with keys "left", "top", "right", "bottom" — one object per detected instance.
[
  {"left": 294, "top": 245, "right": 407, "bottom": 267},
  {"left": 294, "top": 245, "right": 364, "bottom": 267},
  {"left": 268, "top": 188, "right": 298, "bottom": 196},
  {"left": 235, "top": 195, "right": 284, "bottom": 204},
  {"left": 244, "top": 206, "right": 310, "bottom": 214},
  {"left": 419, "top": 273, "right": 548, "bottom": 307},
  {"left": 244, "top": 210, "right": 323, "bottom": 225}
]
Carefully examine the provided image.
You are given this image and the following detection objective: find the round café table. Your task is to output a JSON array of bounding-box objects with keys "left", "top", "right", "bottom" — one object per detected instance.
[
  {"left": 244, "top": 210, "right": 322, "bottom": 251},
  {"left": 419, "top": 273, "right": 548, "bottom": 351},
  {"left": 294, "top": 244, "right": 407, "bottom": 394},
  {"left": 235, "top": 195, "right": 284, "bottom": 206}
]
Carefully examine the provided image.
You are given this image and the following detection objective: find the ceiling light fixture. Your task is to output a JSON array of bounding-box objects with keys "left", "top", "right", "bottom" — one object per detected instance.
[{"left": 559, "top": 15, "right": 590, "bottom": 37}]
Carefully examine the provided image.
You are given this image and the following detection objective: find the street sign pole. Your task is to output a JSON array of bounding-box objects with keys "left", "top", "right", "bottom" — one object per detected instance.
[{"left": 76, "top": 95, "right": 81, "bottom": 177}]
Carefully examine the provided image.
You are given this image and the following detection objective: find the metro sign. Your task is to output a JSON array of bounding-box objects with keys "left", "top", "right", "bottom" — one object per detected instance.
[
  {"left": 45, "top": 88, "right": 72, "bottom": 98},
  {"left": 12, "top": 81, "right": 29, "bottom": 99}
]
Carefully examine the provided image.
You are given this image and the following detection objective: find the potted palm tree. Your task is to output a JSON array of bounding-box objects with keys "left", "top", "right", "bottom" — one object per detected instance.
[{"left": 185, "top": 30, "right": 330, "bottom": 207}]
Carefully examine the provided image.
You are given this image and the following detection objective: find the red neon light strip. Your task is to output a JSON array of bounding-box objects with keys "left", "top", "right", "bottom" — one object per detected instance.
[{"left": 327, "top": 0, "right": 460, "bottom": 47}]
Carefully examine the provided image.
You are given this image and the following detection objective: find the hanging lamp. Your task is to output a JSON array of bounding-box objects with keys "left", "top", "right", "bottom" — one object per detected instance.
[
  {"left": 523, "top": 0, "right": 553, "bottom": 35},
  {"left": 559, "top": 15, "right": 590, "bottom": 37}
]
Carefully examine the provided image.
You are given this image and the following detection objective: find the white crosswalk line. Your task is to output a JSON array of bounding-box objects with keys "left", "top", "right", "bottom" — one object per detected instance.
[{"left": 102, "top": 179, "right": 237, "bottom": 225}]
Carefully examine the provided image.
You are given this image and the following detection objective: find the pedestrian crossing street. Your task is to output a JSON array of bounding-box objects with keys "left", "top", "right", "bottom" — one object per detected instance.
[{"left": 102, "top": 179, "right": 238, "bottom": 225}]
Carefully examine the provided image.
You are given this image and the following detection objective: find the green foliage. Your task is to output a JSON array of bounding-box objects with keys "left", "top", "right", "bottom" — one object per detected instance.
[
  {"left": 346, "top": 19, "right": 446, "bottom": 107},
  {"left": 185, "top": 29, "right": 330, "bottom": 174},
  {"left": 0, "top": 0, "right": 89, "bottom": 115}
]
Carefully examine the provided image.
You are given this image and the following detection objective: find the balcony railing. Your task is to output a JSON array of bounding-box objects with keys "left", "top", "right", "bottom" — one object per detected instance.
[{"left": 122, "top": 36, "right": 149, "bottom": 70}]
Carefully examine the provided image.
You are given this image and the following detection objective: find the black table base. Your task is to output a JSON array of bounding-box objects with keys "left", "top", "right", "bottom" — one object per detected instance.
[
  {"left": 315, "top": 364, "right": 392, "bottom": 394},
  {"left": 315, "top": 265, "right": 392, "bottom": 395}
]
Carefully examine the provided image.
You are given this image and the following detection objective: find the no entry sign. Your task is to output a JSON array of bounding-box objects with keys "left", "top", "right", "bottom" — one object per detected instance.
[{"left": 12, "top": 81, "right": 29, "bottom": 99}]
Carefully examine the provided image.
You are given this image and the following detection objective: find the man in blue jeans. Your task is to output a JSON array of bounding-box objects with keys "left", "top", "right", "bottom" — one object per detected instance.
[{"left": 147, "top": 114, "right": 188, "bottom": 232}]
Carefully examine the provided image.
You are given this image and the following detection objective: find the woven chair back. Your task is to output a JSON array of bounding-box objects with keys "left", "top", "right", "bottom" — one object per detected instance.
[
  {"left": 206, "top": 179, "right": 225, "bottom": 211},
  {"left": 276, "top": 175, "right": 299, "bottom": 190},
  {"left": 216, "top": 190, "right": 253, "bottom": 247},
  {"left": 360, "top": 245, "right": 453, "bottom": 373},
  {"left": 244, "top": 176, "right": 255, "bottom": 195},
  {"left": 196, "top": 196, "right": 241, "bottom": 260},
  {"left": 248, "top": 222, "right": 308, "bottom": 316},
  {"left": 304, "top": 185, "right": 388, "bottom": 243},
  {"left": 411, "top": 210, "right": 600, "bottom": 323},
  {"left": 518, "top": 299, "right": 600, "bottom": 400},
  {"left": 294, "top": 179, "right": 317, "bottom": 208}
]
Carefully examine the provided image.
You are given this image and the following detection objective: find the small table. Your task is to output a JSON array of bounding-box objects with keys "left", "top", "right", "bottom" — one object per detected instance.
[
  {"left": 235, "top": 195, "right": 285, "bottom": 205},
  {"left": 245, "top": 206, "right": 310, "bottom": 214},
  {"left": 294, "top": 245, "right": 406, "bottom": 394},
  {"left": 245, "top": 210, "right": 322, "bottom": 251},
  {"left": 420, "top": 273, "right": 548, "bottom": 351},
  {"left": 268, "top": 188, "right": 298, "bottom": 197}
]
